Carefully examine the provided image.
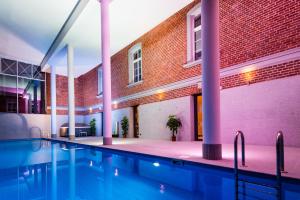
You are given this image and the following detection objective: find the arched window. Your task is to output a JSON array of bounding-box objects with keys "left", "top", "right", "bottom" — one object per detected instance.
[{"left": 128, "top": 43, "right": 142, "bottom": 85}]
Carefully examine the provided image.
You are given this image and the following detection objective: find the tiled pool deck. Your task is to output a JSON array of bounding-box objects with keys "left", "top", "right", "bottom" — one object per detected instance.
[{"left": 51, "top": 137, "right": 300, "bottom": 180}]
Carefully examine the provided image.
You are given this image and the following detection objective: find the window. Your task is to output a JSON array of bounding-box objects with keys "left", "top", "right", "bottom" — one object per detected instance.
[
  {"left": 186, "top": 4, "right": 201, "bottom": 65},
  {"left": 0, "top": 58, "right": 46, "bottom": 114},
  {"left": 194, "top": 15, "right": 201, "bottom": 60},
  {"left": 128, "top": 43, "right": 142, "bottom": 85},
  {"left": 97, "top": 67, "right": 103, "bottom": 96}
]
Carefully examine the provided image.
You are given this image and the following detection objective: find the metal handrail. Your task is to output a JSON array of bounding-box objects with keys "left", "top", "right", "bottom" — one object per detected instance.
[
  {"left": 276, "top": 131, "right": 285, "bottom": 200},
  {"left": 234, "top": 130, "right": 246, "bottom": 172},
  {"left": 234, "top": 130, "right": 246, "bottom": 200},
  {"left": 276, "top": 131, "right": 285, "bottom": 175}
]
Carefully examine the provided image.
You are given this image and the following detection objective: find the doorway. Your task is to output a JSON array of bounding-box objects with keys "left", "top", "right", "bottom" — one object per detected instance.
[
  {"left": 133, "top": 105, "right": 140, "bottom": 138},
  {"left": 194, "top": 94, "right": 203, "bottom": 141}
]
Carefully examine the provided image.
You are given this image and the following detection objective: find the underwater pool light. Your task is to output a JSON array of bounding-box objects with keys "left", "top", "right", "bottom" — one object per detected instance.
[{"left": 153, "top": 162, "right": 160, "bottom": 167}]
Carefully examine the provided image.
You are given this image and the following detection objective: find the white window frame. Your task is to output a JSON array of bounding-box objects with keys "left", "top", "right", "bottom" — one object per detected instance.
[
  {"left": 185, "top": 3, "right": 201, "bottom": 67},
  {"left": 128, "top": 43, "right": 143, "bottom": 86},
  {"left": 97, "top": 67, "right": 103, "bottom": 96}
]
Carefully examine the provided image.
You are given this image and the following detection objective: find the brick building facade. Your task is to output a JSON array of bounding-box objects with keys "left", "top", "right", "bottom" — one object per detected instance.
[{"left": 46, "top": 0, "right": 300, "bottom": 145}]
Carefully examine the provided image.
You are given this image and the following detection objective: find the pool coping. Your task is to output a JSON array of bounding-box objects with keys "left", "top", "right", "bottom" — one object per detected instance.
[{"left": 41, "top": 137, "right": 300, "bottom": 185}]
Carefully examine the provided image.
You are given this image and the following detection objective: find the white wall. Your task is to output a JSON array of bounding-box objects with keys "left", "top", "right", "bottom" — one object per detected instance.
[
  {"left": 84, "top": 113, "right": 103, "bottom": 136},
  {"left": 221, "top": 76, "right": 300, "bottom": 147},
  {"left": 0, "top": 113, "right": 84, "bottom": 139},
  {"left": 139, "top": 96, "right": 194, "bottom": 141},
  {"left": 112, "top": 107, "right": 134, "bottom": 138}
]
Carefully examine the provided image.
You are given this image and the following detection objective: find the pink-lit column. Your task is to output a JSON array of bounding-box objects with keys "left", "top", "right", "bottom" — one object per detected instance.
[
  {"left": 100, "top": 0, "right": 112, "bottom": 145},
  {"left": 201, "top": 0, "right": 222, "bottom": 160}
]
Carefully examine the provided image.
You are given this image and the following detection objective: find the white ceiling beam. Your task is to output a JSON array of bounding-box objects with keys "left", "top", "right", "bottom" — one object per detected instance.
[{"left": 40, "top": 0, "right": 89, "bottom": 69}]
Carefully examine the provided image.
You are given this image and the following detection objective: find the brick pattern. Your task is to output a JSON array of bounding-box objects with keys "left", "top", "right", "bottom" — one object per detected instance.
[
  {"left": 221, "top": 60, "right": 300, "bottom": 89},
  {"left": 46, "top": 0, "right": 300, "bottom": 115},
  {"left": 46, "top": 73, "right": 85, "bottom": 114},
  {"left": 220, "top": 0, "right": 300, "bottom": 68}
]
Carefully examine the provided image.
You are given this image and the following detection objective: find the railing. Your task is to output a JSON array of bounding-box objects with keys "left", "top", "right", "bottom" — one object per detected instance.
[
  {"left": 234, "top": 130, "right": 286, "bottom": 200},
  {"left": 234, "top": 130, "right": 246, "bottom": 172},
  {"left": 234, "top": 130, "right": 246, "bottom": 200},
  {"left": 276, "top": 131, "right": 286, "bottom": 200}
]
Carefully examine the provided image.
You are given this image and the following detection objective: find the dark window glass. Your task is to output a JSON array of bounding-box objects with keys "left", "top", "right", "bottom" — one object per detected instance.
[
  {"left": 194, "top": 15, "right": 201, "bottom": 28},
  {"left": 195, "top": 51, "right": 202, "bottom": 60},
  {"left": 32, "top": 65, "right": 45, "bottom": 80},
  {"left": 18, "top": 62, "right": 32, "bottom": 78},
  {"left": 0, "top": 75, "right": 17, "bottom": 113},
  {"left": 1, "top": 59, "right": 17, "bottom": 75},
  {"left": 17, "top": 78, "right": 45, "bottom": 114}
]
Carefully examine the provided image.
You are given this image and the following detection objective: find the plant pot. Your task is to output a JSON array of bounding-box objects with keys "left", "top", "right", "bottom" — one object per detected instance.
[
  {"left": 123, "top": 135, "right": 127, "bottom": 138},
  {"left": 171, "top": 135, "right": 176, "bottom": 142}
]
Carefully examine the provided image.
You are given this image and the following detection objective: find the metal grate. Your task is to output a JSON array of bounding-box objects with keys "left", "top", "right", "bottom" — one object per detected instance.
[
  {"left": 1, "top": 58, "right": 17, "bottom": 75},
  {"left": 18, "top": 62, "right": 32, "bottom": 78}
]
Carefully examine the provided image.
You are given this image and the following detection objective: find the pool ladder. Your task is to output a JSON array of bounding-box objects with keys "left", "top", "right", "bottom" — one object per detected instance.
[{"left": 234, "top": 131, "right": 286, "bottom": 200}]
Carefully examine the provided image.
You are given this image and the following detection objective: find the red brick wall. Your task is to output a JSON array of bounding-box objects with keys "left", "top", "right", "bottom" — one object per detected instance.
[
  {"left": 46, "top": 73, "right": 85, "bottom": 114},
  {"left": 221, "top": 60, "right": 300, "bottom": 89},
  {"left": 47, "top": 0, "right": 300, "bottom": 114}
]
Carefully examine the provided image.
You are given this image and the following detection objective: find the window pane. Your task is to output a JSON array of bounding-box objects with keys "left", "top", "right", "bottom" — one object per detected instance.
[
  {"left": 0, "top": 74, "right": 17, "bottom": 113},
  {"left": 17, "top": 78, "right": 44, "bottom": 114},
  {"left": 195, "top": 30, "right": 201, "bottom": 41},
  {"left": 195, "top": 40, "right": 201, "bottom": 52},
  {"left": 194, "top": 15, "right": 201, "bottom": 28},
  {"left": 134, "top": 62, "right": 138, "bottom": 70},
  {"left": 1, "top": 59, "right": 17, "bottom": 75},
  {"left": 195, "top": 51, "right": 202, "bottom": 60},
  {"left": 133, "top": 52, "right": 137, "bottom": 60},
  {"left": 98, "top": 69, "right": 103, "bottom": 95},
  {"left": 18, "top": 62, "right": 32, "bottom": 78},
  {"left": 138, "top": 62, "right": 142, "bottom": 74},
  {"left": 138, "top": 49, "right": 141, "bottom": 58},
  {"left": 32, "top": 65, "right": 45, "bottom": 80}
]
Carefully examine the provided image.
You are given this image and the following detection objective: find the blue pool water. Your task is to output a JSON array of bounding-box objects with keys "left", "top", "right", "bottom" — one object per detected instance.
[{"left": 0, "top": 139, "right": 299, "bottom": 200}]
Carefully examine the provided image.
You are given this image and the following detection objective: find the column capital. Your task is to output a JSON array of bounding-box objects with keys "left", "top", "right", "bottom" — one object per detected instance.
[{"left": 98, "top": 0, "right": 112, "bottom": 3}]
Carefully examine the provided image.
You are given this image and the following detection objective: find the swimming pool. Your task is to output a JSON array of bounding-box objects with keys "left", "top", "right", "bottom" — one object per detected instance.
[{"left": 0, "top": 139, "right": 299, "bottom": 200}]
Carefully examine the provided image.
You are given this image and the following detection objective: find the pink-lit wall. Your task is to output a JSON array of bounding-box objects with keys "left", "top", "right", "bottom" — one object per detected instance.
[{"left": 221, "top": 75, "right": 300, "bottom": 147}]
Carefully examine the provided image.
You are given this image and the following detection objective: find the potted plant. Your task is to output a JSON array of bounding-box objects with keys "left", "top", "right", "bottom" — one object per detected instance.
[
  {"left": 166, "top": 115, "right": 182, "bottom": 141},
  {"left": 121, "top": 116, "right": 129, "bottom": 138},
  {"left": 90, "top": 118, "right": 96, "bottom": 136}
]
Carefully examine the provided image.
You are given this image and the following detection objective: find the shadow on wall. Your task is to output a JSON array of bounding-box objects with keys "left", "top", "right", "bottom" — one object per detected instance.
[{"left": 0, "top": 113, "right": 30, "bottom": 139}]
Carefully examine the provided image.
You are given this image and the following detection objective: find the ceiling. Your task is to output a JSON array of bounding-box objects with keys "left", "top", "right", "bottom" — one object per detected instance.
[{"left": 0, "top": 0, "right": 193, "bottom": 77}]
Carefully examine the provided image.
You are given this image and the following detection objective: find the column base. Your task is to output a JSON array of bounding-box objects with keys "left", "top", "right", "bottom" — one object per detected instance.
[
  {"left": 69, "top": 135, "right": 75, "bottom": 141},
  {"left": 203, "top": 144, "right": 222, "bottom": 160},
  {"left": 51, "top": 134, "right": 57, "bottom": 139},
  {"left": 103, "top": 137, "right": 112, "bottom": 145}
]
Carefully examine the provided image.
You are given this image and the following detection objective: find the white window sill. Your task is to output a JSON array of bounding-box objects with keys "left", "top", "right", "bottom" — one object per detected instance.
[
  {"left": 183, "top": 59, "right": 202, "bottom": 68},
  {"left": 96, "top": 93, "right": 103, "bottom": 98},
  {"left": 127, "top": 80, "right": 143, "bottom": 88}
]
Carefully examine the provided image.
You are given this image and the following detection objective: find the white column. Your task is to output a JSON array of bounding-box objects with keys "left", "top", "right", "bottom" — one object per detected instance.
[
  {"left": 201, "top": 0, "right": 222, "bottom": 160},
  {"left": 51, "top": 65, "right": 57, "bottom": 138},
  {"left": 100, "top": 0, "right": 112, "bottom": 145},
  {"left": 67, "top": 44, "right": 75, "bottom": 140},
  {"left": 51, "top": 144, "right": 57, "bottom": 200},
  {"left": 69, "top": 148, "right": 76, "bottom": 200}
]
